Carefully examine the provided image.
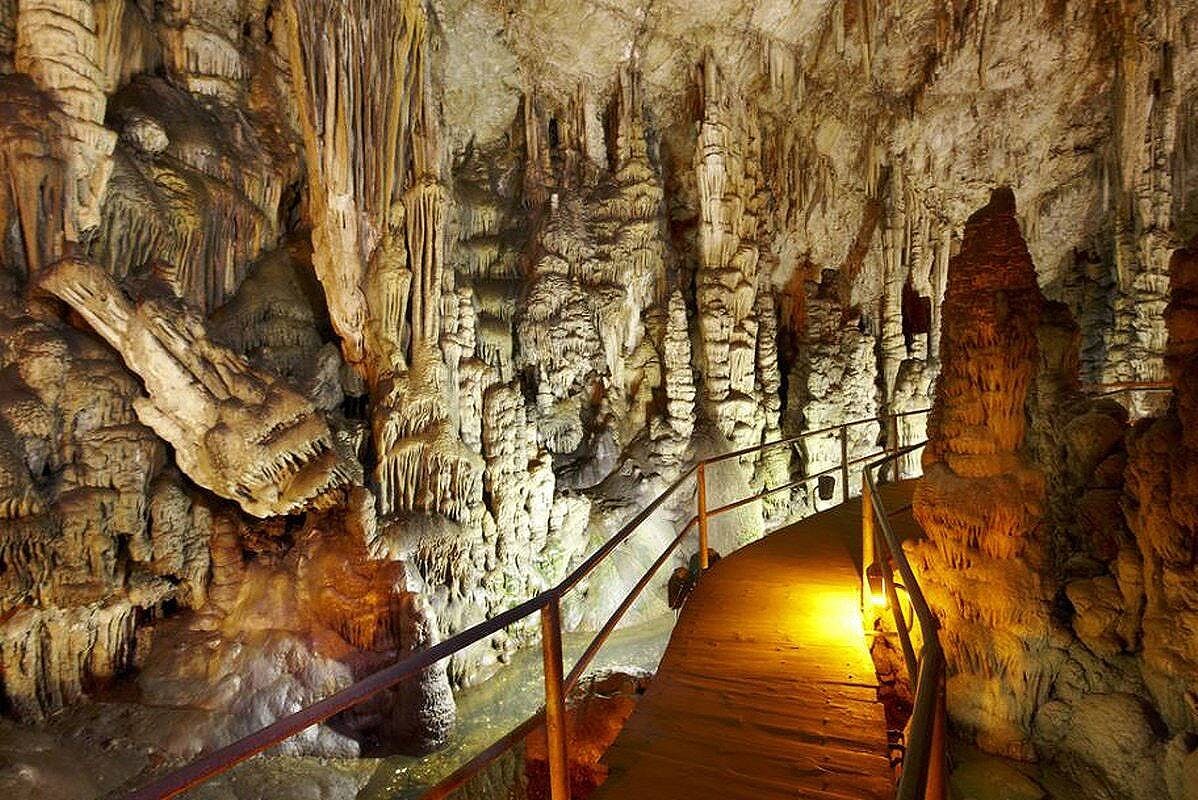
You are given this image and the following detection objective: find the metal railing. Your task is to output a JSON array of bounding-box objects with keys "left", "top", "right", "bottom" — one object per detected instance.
[
  {"left": 128, "top": 408, "right": 931, "bottom": 800},
  {"left": 861, "top": 443, "right": 945, "bottom": 800},
  {"left": 1084, "top": 380, "right": 1174, "bottom": 419}
]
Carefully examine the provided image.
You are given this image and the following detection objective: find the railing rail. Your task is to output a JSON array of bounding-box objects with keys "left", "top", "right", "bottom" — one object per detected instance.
[
  {"left": 1083, "top": 380, "right": 1173, "bottom": 395},
  {"left": 862, "top": 444, "right": 945, "bottom": 800},
  {"left": 131, "top": 407, "right": 933, "bottom": 800},
  {"left": 126, "top": 378, "right": 1175, "bottom": 800}
]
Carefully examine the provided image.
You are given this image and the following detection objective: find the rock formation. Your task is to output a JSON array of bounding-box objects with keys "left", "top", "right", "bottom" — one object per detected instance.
[
  {"left": 1124, "top": 241, "right": 1198, "bottom": 737},
  {"left": 1, "top": 1, "right": 1198, "bottom": 797},
  {"left": 912, "top": 188, "right": 1051, "bottom": 758},
  {"left": 39, "top": 257, "right": 357, "bottom": 518},
  {"left": 913, "top": 191, "right": 1198, "bottom": 798}
]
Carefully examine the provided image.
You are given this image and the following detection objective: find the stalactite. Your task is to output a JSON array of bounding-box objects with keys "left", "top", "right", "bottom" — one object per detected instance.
[
  {"left": 15, "top": 0, "right": 116, "bottom": 244},
  {"left": 284, "top": 0, "right": 429, "bottom": 375},
  {"left": 0, "top": 75, "right": 64, "bottom": 277}
]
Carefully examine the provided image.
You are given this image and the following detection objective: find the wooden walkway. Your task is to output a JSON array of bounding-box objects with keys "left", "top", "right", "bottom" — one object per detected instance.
[{"left": 592, "top": 482, "right": 918, "bottom": 800}]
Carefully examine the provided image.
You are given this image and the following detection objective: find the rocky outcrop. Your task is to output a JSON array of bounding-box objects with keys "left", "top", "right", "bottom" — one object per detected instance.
[
  {"left": 0, "top": 301, "right": 210, "bottom": 719},
  {"left": 138, "top": 505, "right": 455, "bottom": 757},
  {"left": 911, "top": 188, "right": 1051, "bottom": 758},
  {"left": 788, "top": 269, "right": 879, "bottom": 511},
  {"left": 39, "top": 257, "right": 357, "bottom": 518},
  {"left": 1124, "top": 241, "right": 1198, "bottom": 733}
]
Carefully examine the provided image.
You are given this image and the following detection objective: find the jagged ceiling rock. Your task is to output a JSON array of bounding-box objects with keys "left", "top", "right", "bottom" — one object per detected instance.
[{"left": 39, "top": 257, "right": 358, "bottom": 518}]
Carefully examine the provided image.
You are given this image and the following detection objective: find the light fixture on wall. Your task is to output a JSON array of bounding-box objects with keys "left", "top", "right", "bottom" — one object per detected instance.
[{"left": 866, "top": 563, "right": 887, "bottom": 609}]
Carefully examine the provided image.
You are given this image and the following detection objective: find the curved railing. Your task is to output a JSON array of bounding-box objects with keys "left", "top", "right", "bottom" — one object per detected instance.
[
  {"left": 127, "top": 407, "right": 931, "bottom": 800},
  {"left": 124, "top": 378, "right": 1177, "bottom": 799},
  {"left": 1084, "top": 380, "right": 1174, "bottom": 419},
  {"left": 861, "top": 445, "right": 945, "bottom": 800}
]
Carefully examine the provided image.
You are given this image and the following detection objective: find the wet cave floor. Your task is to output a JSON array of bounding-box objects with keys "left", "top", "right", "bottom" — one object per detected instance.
[{"left": 0, "top": 615, "right": 673, "bottom": 800}]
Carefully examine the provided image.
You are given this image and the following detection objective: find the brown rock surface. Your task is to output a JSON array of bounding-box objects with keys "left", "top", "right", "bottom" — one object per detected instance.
[{"left": 912, "top": 188, "right": 1050, "bottom": 758}]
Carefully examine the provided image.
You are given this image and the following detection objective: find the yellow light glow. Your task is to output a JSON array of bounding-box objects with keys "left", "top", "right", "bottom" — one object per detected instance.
[
  {"left": 866, "top": 564, "right": 888, "bottom": 610},
  {"left": 801, "top": 589, "right": 868, "bottom": 643}
]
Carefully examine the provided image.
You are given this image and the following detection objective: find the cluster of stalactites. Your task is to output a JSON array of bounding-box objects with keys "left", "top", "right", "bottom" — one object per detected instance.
[
  {"left": 286, "top": 0, "right": 487, "bottom": 529},
  {"left": 522, "top": 85, "right": 600, "bottom": 208},
  {"left": 284, "top": 0, "right": 436, "bottom": 376},
  {"left": 514, "top": 63, "right": 672, "bottom": 461},
  {"left": 1103, "top": 5, "right": 1182, "bottom": 385},
  {"left": 0, "top": 303, "right": 211, "bottom": 719}
]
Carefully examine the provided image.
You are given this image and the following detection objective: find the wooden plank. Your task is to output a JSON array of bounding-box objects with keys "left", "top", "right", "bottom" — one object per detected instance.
[{"left": 591, "top": 482, "right": 918, "bottom": 800}]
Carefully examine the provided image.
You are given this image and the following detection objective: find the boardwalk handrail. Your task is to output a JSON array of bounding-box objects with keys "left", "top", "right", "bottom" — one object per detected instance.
[
  {"left": 862, "top": 448, "right": 945, "bottom": 800},
  {"left": 127, "top": 407, "right": 928, "bottom": 800},
  {"left": 124, "top": 380, "right": 1175, "bottom": 799},
  {"left": 1083, "top": 380, "right": 1173, "bottom": 396}
]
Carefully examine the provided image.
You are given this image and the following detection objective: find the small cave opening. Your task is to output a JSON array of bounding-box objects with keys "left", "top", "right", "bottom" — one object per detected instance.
[{"left": 901, "top": 279, "right": 932, "bottom": 353}]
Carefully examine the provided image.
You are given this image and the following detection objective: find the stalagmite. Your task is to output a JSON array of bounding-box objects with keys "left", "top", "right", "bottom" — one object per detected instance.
[
  {"left": 283, "top": 0, "right": 429, "bottom": 376},
  {"left": 651, "top": 291, "right": 696, "bottom": 468},
  {"left": 911, "top": 189, "right": 1050, "bottom": 757},
  {"left": 693, "top": 53, "right": 766, "bottom": 449}
]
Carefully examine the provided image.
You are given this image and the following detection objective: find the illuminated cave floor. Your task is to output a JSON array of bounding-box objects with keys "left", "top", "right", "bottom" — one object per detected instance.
[{"left": 590, "top": 482, "right": 919, "bottom": 800}]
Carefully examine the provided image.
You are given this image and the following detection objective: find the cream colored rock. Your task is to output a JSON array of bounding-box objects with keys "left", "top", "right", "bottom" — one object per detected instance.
[
  {"left": 15, "top": 0, "right": 116, "bottom": 241},
  {"left": 40, "top": 257, "right": 357, "bottom": 518}
]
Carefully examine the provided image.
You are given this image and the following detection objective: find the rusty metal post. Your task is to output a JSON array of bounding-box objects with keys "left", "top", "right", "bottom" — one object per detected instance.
[
  {"left": 540, "top": 597, "right": 571, "bottom": 800},
  {"left": 925, "top": 677, "right": 949, "bottom": 800},
  {"left": 697, "top": 461, "right": 710, "bottom": 570},
  {"left": 861, "top": 472, "right": 875, "bottom": 620},
  {"left": 840, "top": 424, "right": 851, "bottom": 504}
]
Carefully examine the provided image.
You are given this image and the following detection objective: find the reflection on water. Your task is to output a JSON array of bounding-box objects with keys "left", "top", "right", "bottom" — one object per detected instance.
[{"left": 358, "top": 614, "right": 676, "bottom": 799}]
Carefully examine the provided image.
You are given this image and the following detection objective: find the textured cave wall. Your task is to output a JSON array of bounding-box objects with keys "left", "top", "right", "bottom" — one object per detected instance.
[
  {"left": 0, "top": 0, "right": 1197, "bottom": 784},
  {"left": 911, "top": 188, "right": 1052, "bottom": 759},
  {"left": 911, "top": 188, "right": 1198, "bottom": 799},
  {"left": 1117, "top": 240, "right": 1198, "bottom": 795}
]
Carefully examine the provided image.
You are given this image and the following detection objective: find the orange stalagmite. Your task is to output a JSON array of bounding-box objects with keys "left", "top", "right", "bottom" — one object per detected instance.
[{"left": 911, "top": 188, "right": 1051, "bottom": 758}]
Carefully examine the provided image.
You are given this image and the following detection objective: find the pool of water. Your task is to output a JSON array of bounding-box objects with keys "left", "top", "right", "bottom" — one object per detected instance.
[{"left": 357, "top": 614, "right": 676, "bottom": 799}]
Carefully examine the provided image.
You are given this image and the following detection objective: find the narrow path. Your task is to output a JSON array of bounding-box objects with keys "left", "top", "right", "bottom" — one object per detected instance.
[{"left": 591, "top": 481, "right": 919, "bottom": 800}]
